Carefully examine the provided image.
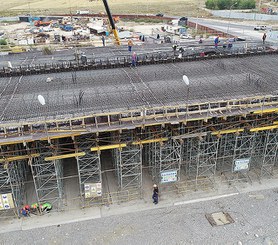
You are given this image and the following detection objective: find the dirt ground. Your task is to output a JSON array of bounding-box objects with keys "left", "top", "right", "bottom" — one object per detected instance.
[{"left": 0, "top": 0, "right": 208, "bottom": 17}]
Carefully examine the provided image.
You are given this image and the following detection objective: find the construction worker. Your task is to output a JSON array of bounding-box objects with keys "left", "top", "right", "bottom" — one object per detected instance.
[
  {"left": 21, "top": 204, "right": 30, "bottom": 217},
  {"left": 214, "top": 36, "right": 220, "bottom": 48},
  {"left": 20, "top": 208, "right": 28, "bottom": 217},
  {"left": 30, "top": 202, "right": 39, "bottom": 213},
  {"left": 101, "top": 35, "right": 105, "bottom": 47},
  {"left": 131, "top": 52, "right": 137, "bottom": 67},
  {"left": 262, "top": 33, "right": 267, "bottom": 44},
  {"left": 40, "top": 202, "right": 52, "bottom": 213},
  {"left": 24, "top": 204, "right": 30, "bottom": 212},
  {"left": 152, "top": 184, "right": 159, "bottom": 204},
  {"left": 127, "top": 39, "right": 133, "bottom": 52}
]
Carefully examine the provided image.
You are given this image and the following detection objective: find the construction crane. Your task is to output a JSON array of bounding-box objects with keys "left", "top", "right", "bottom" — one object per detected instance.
[{"left": 102, "top": 0, "right": 120, "bottom": 45}]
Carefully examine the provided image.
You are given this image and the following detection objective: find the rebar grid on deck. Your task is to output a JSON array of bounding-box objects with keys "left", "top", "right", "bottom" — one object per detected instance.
[{"left": 0, "top": 54, "right": 277, "bottom": 124}]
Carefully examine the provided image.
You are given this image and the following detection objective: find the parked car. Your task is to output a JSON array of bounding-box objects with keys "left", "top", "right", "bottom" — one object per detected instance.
[
  {"left": 254, "top": 25, "right": 267, "bottom": 31},
  {"left": 180, "top": 33, "right": 193, "bottom": 39},
  {"left": 156, "top": 13, "right": 164, "bottom": 17}
]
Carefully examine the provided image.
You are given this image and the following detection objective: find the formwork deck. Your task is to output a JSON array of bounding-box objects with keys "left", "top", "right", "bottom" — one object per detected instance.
[{"left": 0, "top": 54, "right": 277, "bottom": 125}]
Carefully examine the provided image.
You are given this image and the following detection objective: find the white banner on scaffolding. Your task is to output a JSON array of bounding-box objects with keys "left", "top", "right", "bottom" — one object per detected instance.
[
  {"left": 0, "top": 193, "right": 15, "bottom": 210},
  {"left": 161, "top": 170, "right": 178, "bottom": 183},
  {"left": 84, "top": 183, "right": 102, "bottom": 198},
  {"left": 233, "top": 158, "right": 250, "bottom": 172}
]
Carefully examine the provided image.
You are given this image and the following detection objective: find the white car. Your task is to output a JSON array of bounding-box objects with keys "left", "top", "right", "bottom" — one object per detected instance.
[
  {"left": 180, "top": 33, "right": 193, "bottom": 39},
  {"left": 254, "top": 25, "right": 267, "bottom": 31}
]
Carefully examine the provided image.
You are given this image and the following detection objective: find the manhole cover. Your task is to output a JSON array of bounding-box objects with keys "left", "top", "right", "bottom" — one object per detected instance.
[{"left": 205, "top": 212, "right": 235, "bottom": 226}]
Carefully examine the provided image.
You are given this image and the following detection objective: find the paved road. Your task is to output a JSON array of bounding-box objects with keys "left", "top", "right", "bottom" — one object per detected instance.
[
  {"left": 189, "top": 18, "right": 270, "bottom": 42},
  {"left": 1, "top": 188, "right": 278, "bottom": 245}
]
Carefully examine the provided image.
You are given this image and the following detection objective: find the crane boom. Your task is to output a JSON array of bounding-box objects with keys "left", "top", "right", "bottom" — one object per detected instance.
[{"left": 102, "top": 0, "right": 120, "bottom": 45}]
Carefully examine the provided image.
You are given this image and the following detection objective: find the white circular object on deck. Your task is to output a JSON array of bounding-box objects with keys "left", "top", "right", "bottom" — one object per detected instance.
[{"left": 38, "top": 95, "right": 46, "bottom": 105}]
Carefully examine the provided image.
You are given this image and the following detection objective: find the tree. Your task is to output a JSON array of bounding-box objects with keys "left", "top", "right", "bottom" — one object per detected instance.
[
  {"left": 0, "top": 39, "right": 7, "bottom": 45},
  {"left": 205, "top": 0, "right": 255, "bottom": 10},
  {"left": 205, "top": 0, "right": 217, "bottom": 9}
]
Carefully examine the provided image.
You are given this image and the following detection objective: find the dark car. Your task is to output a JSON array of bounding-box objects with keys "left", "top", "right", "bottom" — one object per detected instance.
[{"left": 156, "top": 13, "right": 164, "bottom": 17}]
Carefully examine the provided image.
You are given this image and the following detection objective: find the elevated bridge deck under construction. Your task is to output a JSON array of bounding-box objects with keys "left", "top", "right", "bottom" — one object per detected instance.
[{"left": 0, "top": 48, "right": 278, "bottom": 218}]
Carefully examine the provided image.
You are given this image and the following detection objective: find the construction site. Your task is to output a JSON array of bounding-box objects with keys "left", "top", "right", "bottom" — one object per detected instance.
[
  {"left": 0, "top": 44, "right": 278, "bottom": 217},
  {"left": 0, "top": 0, "right": 278, "bottom": 220}
]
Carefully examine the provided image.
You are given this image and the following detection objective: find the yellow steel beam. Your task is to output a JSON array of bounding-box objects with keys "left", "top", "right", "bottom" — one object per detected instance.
[
  {"left": 211, "top": 129, "right": 244, "bottom": 136},
  {"left": 132, "top": 138, "right": 168, "bottom": 145},
  {"left": 45, "top": 152, "right": 86, "bottom": 161},
  {"left": 185, "top": 117, "right": 212, "bottom": 122},
  {"left": 273, "top": 121, "right": 278, "bottom": 125},
  {"left": 47, "top": 130, "right": 87, "bottom": 133},
  {"left": 0, "top": 140, "right": 33, "bottom": 146},
  {"left": 253, "top": 108, "right": 278, "bottom": 114},
  {"left": 250, "top": 125, "right": 278, "bottom": 132},
  {"left": 39, "top": 133, "right": 82, "bottom": 141},
  {"left": 0, "top": 153, "right": 40, "bottom": 163},
  {"left": 91, "top": 144, "right": 127, "bottom": 152}
]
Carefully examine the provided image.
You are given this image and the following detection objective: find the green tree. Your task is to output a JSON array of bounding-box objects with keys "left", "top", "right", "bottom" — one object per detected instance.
[
  {"left": 205, "top": 0, "right": 255, "bottom": 10},
  {"left": 238, "top": 0, "right": 255, "bottom": 9},
  {"left": 0, "top": 39, "right": 7, "bottom": 45},
  {"left": 205, "top": 0, "right": 217, "bottom": 9}
]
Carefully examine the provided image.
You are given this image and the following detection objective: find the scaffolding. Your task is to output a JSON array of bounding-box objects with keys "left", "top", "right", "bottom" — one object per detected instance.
[
  {"left": 261, "top": 130, "right": 278, "bottom": 178},
  {"left": 113, "top": 131, "right": 142, "bottom": 190},
  {"left": 187, "top": 134, "right": 219, "bottom": 186},
  {"left": 217, "top": 133, "right": 235, "bottom": 172},
  {"left": 30, "top": 141, "right": 63, "bottom": 210},
  {"left": 75, "top": 134, "right": 102, "bottom": 203},
  {"left": 114, "top": 145, "right": 142, "bottom": 190},
  {"left": 77, "top": 152, "right": 101, "bottom": 198},
  {"left": 149, "top": 137, "right": 182, "bottom": 184}
]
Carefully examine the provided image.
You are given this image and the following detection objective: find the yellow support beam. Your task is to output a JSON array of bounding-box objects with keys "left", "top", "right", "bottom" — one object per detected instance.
[
  {"left": 40, "top": 133, "right": 82, "bottom": 141},
  {"left": 0, "top": 153, "right": 40, "bottom": 163},
  {"left": 185, "top": 117, "right": 212, "bottom": 122},
  {"left": 45, "top": 152, "right": 86, "bottom": 161},
  {"left": 211, "top": 129, "right": 244, "bottom": 136},
  {"left": 250, "top": 125, "right": 278, "bottom": 132},
  {"left": 0, "top": 140, "right": 33, "bottom": 146},
  {"left": 132, "top": 138, "right": 168, "bottom": 145},
  {"left": 253, "top": 108, "right": 278, "bottom": 114},
  {"left": 47, "top": 129, "right": 87, "bottom": 133},
  {"left": 273, "top": 121, "right": 278, "bottom": 125},
  {"left": 91, "top": 144, "right": 127, "bottom": 152}
]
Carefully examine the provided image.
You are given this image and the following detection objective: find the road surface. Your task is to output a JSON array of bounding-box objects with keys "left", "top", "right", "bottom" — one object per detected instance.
[{"left": 1, "top": 188, "right": 277, "bottom": 245}]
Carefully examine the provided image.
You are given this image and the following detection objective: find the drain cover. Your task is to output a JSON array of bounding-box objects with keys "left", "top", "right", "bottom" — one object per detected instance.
[{"left": 205, "top": 212, "right": 235, "bottom": 226}]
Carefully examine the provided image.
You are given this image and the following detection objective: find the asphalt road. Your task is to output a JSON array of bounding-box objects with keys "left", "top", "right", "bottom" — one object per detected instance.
[
  {"left": 189, "top": 18, "right": 268, "bottom": 42},
  {"left": 1, "top": 188, "right": 278, "bottom": 245}
]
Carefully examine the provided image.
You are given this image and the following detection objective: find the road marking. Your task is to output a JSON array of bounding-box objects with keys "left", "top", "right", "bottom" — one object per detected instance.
[{"left": 174, "top": 192, "right": 239, "bottom": 206}]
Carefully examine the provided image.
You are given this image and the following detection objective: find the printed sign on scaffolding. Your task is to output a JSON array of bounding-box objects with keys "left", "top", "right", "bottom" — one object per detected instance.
[
  {"left": 84, "top": 183, "right": 102, "bottom": 198},
  {"left": 161, "top": 170, "right": 178, "bottom": 183},
  {"left": 0, "top": 193, "right": 15, "bottom": 210},
  {"left": 233, "top": 158, "right": 250, "bottom": 172}
]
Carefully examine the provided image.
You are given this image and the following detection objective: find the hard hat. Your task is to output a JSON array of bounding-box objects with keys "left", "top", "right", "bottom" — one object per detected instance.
[{"left": 153, "top": 184, "right": 157, "bottom": 188}]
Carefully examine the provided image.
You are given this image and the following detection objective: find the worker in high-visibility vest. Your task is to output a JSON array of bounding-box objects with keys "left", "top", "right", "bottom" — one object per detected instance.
[
  {"left": 40, "top": 202, "right": 52, "bottom": 212},
  {"left": 31, "top": 202, "right": 39, "bottom": 213}
]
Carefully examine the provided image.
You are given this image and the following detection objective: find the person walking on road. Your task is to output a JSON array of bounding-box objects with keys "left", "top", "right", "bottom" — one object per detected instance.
[
  {"left": 152, "top": 184, "right": 159, "bottom": 205},
  {"left": 262, "top": 33, "right": 267, "bottom": 44}
]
